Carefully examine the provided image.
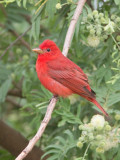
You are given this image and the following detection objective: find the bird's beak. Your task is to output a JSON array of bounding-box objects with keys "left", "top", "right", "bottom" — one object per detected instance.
[{"left": 32, "top": 48, "right": 44, "bottom": 54}]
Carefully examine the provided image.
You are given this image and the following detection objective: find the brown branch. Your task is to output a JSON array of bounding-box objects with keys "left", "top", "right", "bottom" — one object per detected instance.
[
  {"left": 6, "top": 97, "right": 22, "bottom": 108},
  {"left": 87, "top": 0, "right": 93, "bottom": 10},
  {"left": 9, "top": 29, "right": 31, "bottom": 51},
  {"left": 0, "top": 23, "right": 5, "bottom": 28},
  {"left": 0, "top": 120, "right": 47, "bottom": 160},
  {"left": 15, "top": 0, "right": 86, "bottom": 159},
  {"left": 0, "top": 4, "right": 7, "bottom": 17},
  {"left": 13, "top": 77, "right": 24, "bottom": 90},
  {"left": 21, "top": 14, "right": 32, "bottom": 24},
  {"left": 0, "top": 26, "right": 31, "bottom": 60},
  {"left": 8, "top": 89, "right": 23, "bottom": 98},
  {"left": 0, "top": 25, "right": 31, "bottom": 52},
  {"left": 0, "top": 5, "right": 31, "bottom": 51}
]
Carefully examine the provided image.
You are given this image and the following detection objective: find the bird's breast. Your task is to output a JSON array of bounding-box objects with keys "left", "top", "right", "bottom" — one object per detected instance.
[{"left": 36, "top": 60, "right": 73, "bottom": 97}]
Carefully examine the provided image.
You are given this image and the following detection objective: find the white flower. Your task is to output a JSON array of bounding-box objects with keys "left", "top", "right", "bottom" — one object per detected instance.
[
  {"left": 56, "top": 3, "right": 62, "bottom": 9},
  {"left": 104, "top": 19, "right": 115, "bottom": 33},
  {"left": 104, "top": 129, "right": 119, "bottom": 151},
  {"left": 91, "top": 115, "right": 105, "bottom": 128},
  {"left": 87, "top": 36, "right": 100, "bottom": 47}
]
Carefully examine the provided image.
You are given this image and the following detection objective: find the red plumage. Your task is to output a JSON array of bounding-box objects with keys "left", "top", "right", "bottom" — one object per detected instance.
[{"left": 33, "top": 39, "right": 108, "bottom": 117}]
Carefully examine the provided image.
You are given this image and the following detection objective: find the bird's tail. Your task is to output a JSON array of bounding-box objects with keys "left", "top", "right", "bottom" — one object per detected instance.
[{"left": 91, "top": 99, "right": 109, "bottom": 117}]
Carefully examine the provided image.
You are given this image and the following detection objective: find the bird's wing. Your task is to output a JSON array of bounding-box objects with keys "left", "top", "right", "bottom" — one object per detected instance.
[{"left": 47, "top": 56, "right": 95, "bottom": 98}]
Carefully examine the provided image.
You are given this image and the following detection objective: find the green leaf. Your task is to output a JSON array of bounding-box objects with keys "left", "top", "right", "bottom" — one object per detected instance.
[
  {"left": 45, "top": 144, "right": 63, "bottom": 150},
  {"left": 114, "top": 0, "right": 120, "bottom": 5},
  {"left": 30, "top": 7, "right": 43, "bottom": 41},
  {"left": 41, "top": 149, "right": 59, "bottom": 160},
  {"left": 31, "top": 22, "right": 36, "bottom": 40},
  {"left": 46, "top": 0, "right": 57, "bottom": 18},
  {"left": 114, "top": 147, "right": 120, "bottom": 160},
  {"left": 0, "top": 65, "right": 11, "bottom": 83},
  {"left": 16, "top": 0, "right": 21, "bottom": 7},
  {"left": 85, "top": 4, "right": 92, "bottom": 13},
  {"left": 47, "top": 154, "right": 60, "bottom": 160},
  {"left": 75, "top": 15, "right": 82, "bottom": 40},
  {"left": 23, "top": 0, "right": 27, "bottom": 8},
  {"left": 107, "top": 93, "right": 120, "bottom": 107},
  {"left": 0, "top": 78, "right": 12, "bottom": 103},
  {"left": 35, "top": 14, "right": 41, "bottom": 40},
  {"left": 64, "top": 130, "right": 75, "bottom": 143},
  {"left": 55, "top": 136, "right": 66, "bottom": 145}
]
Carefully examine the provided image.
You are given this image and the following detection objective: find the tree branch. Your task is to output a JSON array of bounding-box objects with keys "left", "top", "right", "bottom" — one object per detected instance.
[
  {"left": 0, "top": 23, "right": 31, "bottom": 51},
  {"left": 6, "top": 97, "right": 22, "bottom": 108},
  {"left": 0, "top": 120, "right": 47, "bottom": 160},
  {"left": 16, "top": 97, "right": 58, "bottom": 160},
  {"left": 15, "top": 0, "right": 86, "bottom": 159},
  {"left": 10, "top": 29, "right": 31, "bottom": 51},
  {"left": 8, "top": 89, "right": 23, "bottom": 98},
  {"left": 0, "top": 26, "right": 31, "bottom": 60},
  {"left": 63, "top": 0, "right": 86, "bottom": 56},
  {"left": 0, "top": 4, "right": 7, "bottom": 17}
]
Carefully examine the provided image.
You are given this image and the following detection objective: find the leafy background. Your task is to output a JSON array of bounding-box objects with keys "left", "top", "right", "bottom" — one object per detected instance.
[{"left": 0, "top": 0, "right": 120, "bottom": 160}]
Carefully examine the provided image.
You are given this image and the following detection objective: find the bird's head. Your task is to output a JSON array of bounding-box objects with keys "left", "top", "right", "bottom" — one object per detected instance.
[{"left": 32, "top": 39, "right": 61, "bottom": 57}]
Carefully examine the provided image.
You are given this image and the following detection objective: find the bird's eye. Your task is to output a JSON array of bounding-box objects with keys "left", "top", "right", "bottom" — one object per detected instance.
[{"left": 47, "top": 48, "right": 50, "bottom": 52}]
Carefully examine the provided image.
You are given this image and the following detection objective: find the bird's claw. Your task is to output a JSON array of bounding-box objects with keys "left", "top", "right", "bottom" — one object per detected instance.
[{"left": 49, "top": 95, "right": 59, "bottom": 103}]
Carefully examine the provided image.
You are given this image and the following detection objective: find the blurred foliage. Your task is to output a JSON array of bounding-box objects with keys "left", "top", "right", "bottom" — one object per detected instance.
[{"left": 0, "top": 0, "right": 120, "bottom": 160}]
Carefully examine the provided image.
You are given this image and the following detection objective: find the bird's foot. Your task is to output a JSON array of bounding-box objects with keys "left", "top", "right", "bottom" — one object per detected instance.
[{"left": 49, "top": 94, "right": 59, "bottom": 103}]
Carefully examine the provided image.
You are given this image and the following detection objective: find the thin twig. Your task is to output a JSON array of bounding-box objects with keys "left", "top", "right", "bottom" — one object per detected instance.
[
  {"left": 0, "top": 4, "right": 7, "bottom": 17},
  {"left": 15, "top": 0, "right": 86, "bottom": 160},
  {"left": 15, "top": 97, "right": 58, "bottom": 160},
  {"left": 0, "top": 26, "right": 31, "bottom": 60},
  {"left": 35, "top": 0, "right": 43, "bottom": 6},
  {"left": 63, "top": 0, "right": 86, "bottom": 56},
  {"left": 0, "top": 23, "right": 31, "bottom": 51},
  {"left": 8, "top": 89, "right": 23, "bottom": 98},
  {"left": 35, "top": 0, "right": 48, "bottom": 14},
  {"left": 6, "top": 97, "right": 22, "bottom": 108},
  {"left": 82, "top": 143, "right": 91, "bottom": 160},
  {"left": 111, "top": 34, "right": 120, "bottom": 50},
  {"left": 11, "top": 30, "right": 31, "bottom": 51}
]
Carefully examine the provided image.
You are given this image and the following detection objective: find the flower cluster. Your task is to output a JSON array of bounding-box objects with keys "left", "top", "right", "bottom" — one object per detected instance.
[
  {"left": 115, "top": 114, "right": 120, "bottom": 121},
  {"left": 56, "top": 0, "right": 73, "bottom": 10},
  {"left": 83, "top": 10, "right": 120, "bottom": 47},
  {"left": 77, "top": 115, "right": 120, "bottom": 153},
  {"left": 56, "top": 3, "right": 62, "bottom": 9}
]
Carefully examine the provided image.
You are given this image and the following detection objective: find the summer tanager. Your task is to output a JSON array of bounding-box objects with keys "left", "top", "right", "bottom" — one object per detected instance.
[{"left": 32, "top": 39, "right": 108, "bottom": 117}]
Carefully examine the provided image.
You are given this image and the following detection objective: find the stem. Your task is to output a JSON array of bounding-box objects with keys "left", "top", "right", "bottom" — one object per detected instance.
[
  {"left": 35, "top": 0, "right": 43, "bottom": 6},
  {"left": 111, "top": 34, "right": 120, "bottom": 50},
  {"left": 35, "top": 0, "right": 48, "bottom": 14},
  {"left": 82, "top": 143, "right": 91, "bottom": 160}
]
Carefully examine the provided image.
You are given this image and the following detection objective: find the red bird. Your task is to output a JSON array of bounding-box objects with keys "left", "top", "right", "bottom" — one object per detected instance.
[{"left": 32, "top": 39, "right": 108, "bottom": 117}]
